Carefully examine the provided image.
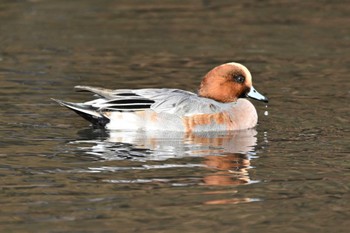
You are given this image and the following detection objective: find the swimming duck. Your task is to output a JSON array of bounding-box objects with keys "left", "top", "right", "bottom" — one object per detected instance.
[{"left": 53, "top": 62, "right": 268, "bottom": 132}]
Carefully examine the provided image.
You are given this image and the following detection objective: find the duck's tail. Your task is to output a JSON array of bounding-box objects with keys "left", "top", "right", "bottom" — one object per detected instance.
[{"left": 52, "top": 98, "right": 110, "bottom": 127}]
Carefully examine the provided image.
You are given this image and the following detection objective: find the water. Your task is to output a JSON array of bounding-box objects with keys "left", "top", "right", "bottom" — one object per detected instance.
[{"left": 1, "top": 0, "right": 349, "bottom": 232}]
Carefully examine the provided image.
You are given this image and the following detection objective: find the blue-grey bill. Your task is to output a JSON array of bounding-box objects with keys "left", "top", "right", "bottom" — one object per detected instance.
[{"left": 247, "top": 86, "right": 268, "bottom": 103}]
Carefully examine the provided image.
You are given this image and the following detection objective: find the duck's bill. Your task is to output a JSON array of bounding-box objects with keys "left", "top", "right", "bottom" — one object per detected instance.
[{"left": 247, "top": 86, "right": 268, "bottom": 103}]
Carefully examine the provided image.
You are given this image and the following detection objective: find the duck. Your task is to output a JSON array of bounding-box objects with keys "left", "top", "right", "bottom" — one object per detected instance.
[{"left": 53, "top": 62, "right": 268, "bottom": 132}]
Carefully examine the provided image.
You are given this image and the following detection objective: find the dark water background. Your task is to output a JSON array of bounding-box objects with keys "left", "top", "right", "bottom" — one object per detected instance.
[{"left": 0, "top": 0, "right": 349, "bottom": 232}]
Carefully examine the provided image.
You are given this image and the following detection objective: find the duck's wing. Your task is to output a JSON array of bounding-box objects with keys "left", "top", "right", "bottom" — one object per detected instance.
[
  {"left": 75, "top": 85, "right": 229, "bottom": 114},
  {"left": 74, "top": 86, "right": 156, "bottom": 111},
  {"left": 53, "top": 86, "right": 228, "bottom": 126},
  {"left": 133, "top": 88, "right": 224, "bottom": 116},
  {"left": 75, "top": 85, "right": 229, "bottom": 115}
]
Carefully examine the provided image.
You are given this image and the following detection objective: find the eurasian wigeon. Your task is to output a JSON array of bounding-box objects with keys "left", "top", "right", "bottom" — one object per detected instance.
[{"left": 53, "top": 62, "right": 268, "bottom": 132}]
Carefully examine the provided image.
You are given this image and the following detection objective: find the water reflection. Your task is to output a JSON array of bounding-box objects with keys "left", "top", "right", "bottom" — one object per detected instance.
[
  {"left": 203, "top": 153, "right": 252, "bottom": 186},
  {"left": 71, "top": 129, "right": 260, "bottom": 189},
  {"left": 73, "top": 129, "right": 257, "bottom": 158}
]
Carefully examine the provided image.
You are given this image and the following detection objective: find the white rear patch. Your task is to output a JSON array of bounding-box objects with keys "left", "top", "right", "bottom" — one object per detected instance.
[{"left": 106, "top": 112, "right": 143, "bottom": 130}]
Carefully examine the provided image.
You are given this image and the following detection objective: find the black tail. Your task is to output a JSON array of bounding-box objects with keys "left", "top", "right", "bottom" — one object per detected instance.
[{"left": 52, "top": 98, "right": 110, "bottom": 127}]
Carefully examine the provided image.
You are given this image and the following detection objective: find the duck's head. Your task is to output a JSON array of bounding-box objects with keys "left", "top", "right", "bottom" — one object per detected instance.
[{"left": 198, "top": 62, "right": 268, "bottom": 103}]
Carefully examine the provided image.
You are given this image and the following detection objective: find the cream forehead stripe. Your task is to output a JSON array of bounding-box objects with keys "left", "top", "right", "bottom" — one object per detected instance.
[{"left": 226, "top": 62, "right": 253, "bottom": 87}]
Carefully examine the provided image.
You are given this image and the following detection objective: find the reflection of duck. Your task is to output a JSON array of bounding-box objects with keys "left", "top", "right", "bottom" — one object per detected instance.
[
  {"left": 74, "top": 129, "right": 257, "bottom": 184},
  {"left": 203, "top": 153, "right": 251, "bottom": 186},
  {"left": 54, "top": 62, "right": 268, "bottom": 132},
  {"left": 71, "top": 128, "right": 264, "bottom": 205},
  {"left": 74, "top": 129, "right": 258, "bottom": 161}
]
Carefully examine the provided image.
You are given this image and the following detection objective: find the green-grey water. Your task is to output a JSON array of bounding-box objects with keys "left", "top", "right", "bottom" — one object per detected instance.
[{"left": 0, "top": 1, "right": 349, "bottom": 232}]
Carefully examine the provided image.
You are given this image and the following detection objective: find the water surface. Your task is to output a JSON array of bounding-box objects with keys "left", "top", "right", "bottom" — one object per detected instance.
[{"left": 0, "top": 0, "right": 349, "bottom": 232}]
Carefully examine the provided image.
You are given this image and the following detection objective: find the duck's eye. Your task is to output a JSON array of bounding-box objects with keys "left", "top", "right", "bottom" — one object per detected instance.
[{"left": 234, "top": 75, "right": 245, "bottom": 83}]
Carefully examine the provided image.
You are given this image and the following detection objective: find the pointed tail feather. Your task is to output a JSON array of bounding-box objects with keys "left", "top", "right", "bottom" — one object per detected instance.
[
  {"left": 52, "top": 98, "right": 110, "bottom": 127},
  {"left": 74, "top": 86, "right": 116, "bottom": 99}
]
